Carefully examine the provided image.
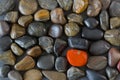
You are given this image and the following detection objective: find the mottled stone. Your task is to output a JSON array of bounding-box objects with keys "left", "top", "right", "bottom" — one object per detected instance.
[
  {"left": 0, "top": 65, "right": 10, "bottom": 77},
  {"left": 51, "top": 8, "right": 66, "bottom": 24},
  {"left": 34, "top": 9, "right": 50, "bottom": 21},
  {"left": 65, "top": 22, "right": 80, "bottom": 37},
  {"left": 19, "top": 0, "right": 38, "bottom": 15},
  {"left": 39, "top": 36, "right": 53, "bottom": 53},
  {"left": 104, "top": 29, "right": 120, "bottom": 46},
  {"left": 24, "top": 69, "right": 42, "bottom": 80},
  {"left": 38, "top": 0, "right": 57, "bottom": 10},
  {"left": 11, "top": 43, "right": 24, "bottom": 56},
  {"left": 10, "top": 24, "right": 25, "bottom": 39},
  {"left": 110, "top": 17, "right": 120, "bottom": 29},
  {"left": 100, "top": 0, "right": 111, "bottom": 9},
  {"left": 15, "top": 56, "right": 35, "bottom": 71}
]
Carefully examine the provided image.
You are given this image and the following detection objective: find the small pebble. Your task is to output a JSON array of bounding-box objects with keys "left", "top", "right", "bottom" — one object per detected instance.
[
  {"left": 100, "top": 0, "right": 111, "bottom": 9},
  {"left": 110, "top": 17, "right": 120, "bottom": 29},
  {"left": 0, "top": 65, "right": 10, "bottom": 77}
]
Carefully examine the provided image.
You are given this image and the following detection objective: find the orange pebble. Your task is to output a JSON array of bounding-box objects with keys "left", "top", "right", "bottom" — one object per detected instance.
[{"left": 67, "top": 49, "right": 88, "bottom": 67}]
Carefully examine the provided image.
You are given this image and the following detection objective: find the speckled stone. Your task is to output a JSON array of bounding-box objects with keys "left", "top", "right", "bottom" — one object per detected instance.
[
  {"left": 100, "top": 0, "right": 111, "bottom": 9},
  {"left": 110, "top": 17, "right": 120, "bottom": 29},
  {"left": 0, "top": 65, "right": 10, "bottom": 77}
]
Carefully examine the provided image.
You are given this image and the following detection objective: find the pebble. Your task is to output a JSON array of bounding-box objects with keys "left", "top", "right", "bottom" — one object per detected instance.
[
  {"left": 106, "top": 67, "right": 119, "bottom": 80},
  {"left": 27, "top": 46, "right": 42, "bottom": 57},
  {"left": 73, "top": 0, "right": 88, "bottom": 14},
  {"left": 115, "top": 74, "right": 120, "bottom": 80},
  {"left": 28, "top": 22, "right": 47, "bottom": 37},
  {"left": 117, "top": 61, "right": 120, "bottom": 72},
  {"left": 51, "top": 8, "right": 66, "bottom": 24},
  {"left": 86, "top": 70, "right": 107, "bottom": 80},
  {"left": 110, "top": 17, "right": 120, "bottom": 29},
  {"left": 15, "top": 56, "right": 35, "bottom": 71},
  {"left": 55, "top": 57, "right": 67, "bottom": 72},
  {"left": 109, "top": 1, "right": 120, "bottom": 17},
  {"left": 49, "top": 24, "right": 63, "bottom": 38},
  {"left": 78, "top": 77, "right": 89, "bottom": 80},
  {"left": 67, "top": 49, "right": 88, "bottom": 67},
  {"left": 0, "top": 50, "right": 15, "bottom": 65},
  {"left": 42, "top": 70, "right": 66, "bottom": 80},
  {"left": 104, "top": 29, "right": 120, "bottom": 46},
  {"left": 11, "top": 43, "right": 24, "bottom": 56},
  {"left": 4, "top": 11, "right": 18, "bottom": 23},
  {"left": 67, "top": 67, "right": 85, "bottom": 80},
  {"left": 100, "top": 0, "right": 111, "bottom": 9},
  {"left": 67, "top": 13, "right": 83, "bottom": 25},
  {"left": 38, "top": 0, "right": 57, "bottom": 10},
  {"left": 10, "top": 24, "right": 25, "bottom": 39},
  {"left": 8, "top": 70, "right": 22, "bottom": 80},
  {"left": 24, "top": 69, "right": 42, "bottom": 80},
  {"left": 0, "top": 36, "right": 12, "bottom": 51},
  {"left": 34, "top": 9, "right": 50, "bottom": 21},
  {"left": 15, "top": 36, "right": 37, "bottom": 49},
  {"left": 54, "top": 39, "right": 67, "bottom": 56},
  {"left": 37, "top": 54, "right": 55, "bottom": 69},
  {"left": 100, "top": 10, "right": 109, "bottom": 31},
  {"left": 65, "top": 22, "right": 80, "bottom": 37},
  {"left": 19, "top": 0, "right": 38, "bottom": 15},
  {"left": 18, "top": 15, "right": 33, "bottom": 27},
  {"left": 0, "top": 0, "right": 15, "bottom": 15},
  {"left": 84, "top": 18, "right": 99, "bottom": 29},
  {"left": 87, "top": 56, "right": 107, "bottom": 70},
  {"left": 68, "top": 37, "right": 89, "bottom": 50},
  {"left": 89, "top": 40, "right": 111, "bottom": 55},
  {"left": 0, "top": 65, "right": 10, "bottom": 77},
  {"left": 87, "top": 0, "right": 102, "bottom": 16},
  {"left": 82, "top": 27, "right": 103, "bottom": 40},
  {"left": 39, "top": 36, "right": 53, "bottom": 53},
  {"left": 57, "top": 0, "right": 73, "bottom": 11},
  {"left": 0, "top": 21, "right": 10, "bottom": 37},
  {"left": 108, "top": 48, "right": 120, "bottom": 67}
]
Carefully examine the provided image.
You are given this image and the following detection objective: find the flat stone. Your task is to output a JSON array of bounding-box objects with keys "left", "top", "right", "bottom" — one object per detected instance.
[
  {"left": 27, "top": 46, "right": 42, "bottom": 57},
  {"left": 49, "top": 24, "right": 63, "bottom": 38},
  {"left": 8, "top": 70, "right": 22, "bottom": 80},
  {"left": 87, "top": 56, "right": 107, "bottom": 70},
  {"left": 65, "top": 22, "right": 80, "bottom": 37},
  {"left": 100, "top": 0, "right": 111, "bottom": 9},
  {"left": 104, "top": 29, "right": 120, "bottom": 46},
  {"left": 0, "top": 21, "right": 10, "bottom": 37},
  {"left": 90, "top": 40, "right": 111, "bottom": 55},
  {"left": 110, "top": 17, "right": 120, "bottom": 29},
  {"left": 28, "top": 22, "right": 47, "bottom": 37},
  {"left": 57, "top": 0, "right": 72, "bottom": 11},
  {"left": 15, "top": 56, "right": 35, "bottom": 71},
  {"left": 73, "top": 0, "right": 88, "bottom": 14},
  {"left": 51, "top": 8, "right": 66, "bottom": 24},
  {"left": 67, "top": 67, "right": 85, "bottom": 80},
  {"left": 42, "top": 71, "right": 66, "bottom": 80},
  {"left": 100, "top": 10, "right": 109, "bottom": 31},
  {"left": 38, "top": 0, "right": 57, "bottom": 10},
  {"left": 18, "top": 15, "right": 33, "bottom": 27},
  {"left": 37, "top": 54, "right": 54, "bottom": 69},
  {"left": 0, "top": 65, "right": 10, "bottom": 77},
  {"left": 87, "top": 0, "right": 102, "bottom": 16},
  {"left": 0, "top": 50, "right": 15, "bottom": 65},
  {"left": 34, "top": 9, "right": 50, "bottom": 21},
  {"left": 10, "top": 24, "right": 26, "bottom": 39},
  {"left": 24, "top": 69, "right": 42, "bottom": 80},
  {"left": 4, "top": 11, "right": 18, "bottom": 23},
  {"left": 19, "top": 0, "right": 38, "bottom": 15},
  {"left": 15, "top": 36, "right": 37, "bottom": 49},
  {"left": 39, "top": 36, "right": 53, "bottom": 53},
  {"left": 68, "top": 37, "right": 89, "bottom": 50},
  {"left": 11, "top": 43, "right": 24, "bottom": 56}
]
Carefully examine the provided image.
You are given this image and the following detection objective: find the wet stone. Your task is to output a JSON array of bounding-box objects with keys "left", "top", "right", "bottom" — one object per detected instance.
[
  {"left": 87, "top": 56, "right": 107, "bottom": 70},
  {"left": 28, "top": 22, "right": 46, "bottom": 37},
  {"left": 38, "top": 0, "right": 58, "bottom": 10},
  {"left": 0, "top": 65, "right": 10, "bottom": 77},
  {"left": 110, "top": 17, "right": 120, "bottom": 29},
  {"left": 15, "top": 36, "right": 37, "bottom": 49},
  {"left": 19, "top": 0, "right": 38, "bottom": 15},
  {"left": 37, "top": 54, "right": 55, "bottom": 69},
  {"left": 65, "top": 22, "right": 80, "bottom": 37},
  {"left": 100, "top": 0, "right": 111, "bottom": 9},
  {"left": 57, "top": 0, "right": 73, "bottom": 11},
  {"left": 51, "top": 8, "right": 66, "bottom": 24},
  {"left": 49, "top": 24, "right": 63, "bottom": 38},
  {"left": 104, "top": 29, "right": 120, "bottom": 46},
  {"left": 90, "top": 40, "right": 111, "bottom": 55},
  {"left": 84, "top": 18, "right": 99, "bottom": 29},
  {"left": 82, "top": 27, "right": 103, "bottom": 40}
]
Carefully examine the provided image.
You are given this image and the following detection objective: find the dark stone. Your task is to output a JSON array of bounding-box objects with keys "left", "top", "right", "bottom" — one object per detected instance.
[
  {"left": 77, "top": 77, "right": 89, "bottom": 80},
  {"left": 100, "top": 0, "right": 111, "bottom": 9},
  {"left": 0, "top": 65, "right": 10, "bottom": 77},
  {"left": 115, "top": 74, "right": 120, "bottom": 80}
]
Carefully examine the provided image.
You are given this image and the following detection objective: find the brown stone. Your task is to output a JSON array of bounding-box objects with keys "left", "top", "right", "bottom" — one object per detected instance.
[
  {"left": 100, "top": 0, "right": 111, "bottom": 9},
  {"left": 110, "top": 17, "right": 120, "bottom": 29}
]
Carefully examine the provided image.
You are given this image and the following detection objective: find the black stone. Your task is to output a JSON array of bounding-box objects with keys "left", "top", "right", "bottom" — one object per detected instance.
[{"left": 77, "top": 77, "right": 89, "bottom": 80}]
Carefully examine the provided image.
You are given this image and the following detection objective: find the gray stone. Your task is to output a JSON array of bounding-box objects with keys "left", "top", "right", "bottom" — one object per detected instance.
[{"left": 0, "top": 65, "right": 10, "bottom": 77}]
